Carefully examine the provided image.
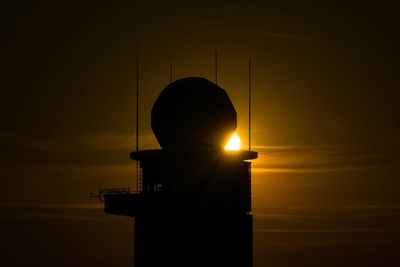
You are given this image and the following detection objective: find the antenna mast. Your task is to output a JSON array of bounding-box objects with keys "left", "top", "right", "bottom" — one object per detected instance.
[
  {"left": 170, "top": 63, "right": 173, "bottom": 83},
  {"left": 136, "top": 55, "right": 139, "bottom": 152},
  {"left": 248, "top": 49, "right": 252, "bottom": 151},
  {"left": 135, "top": 54, "right": 140, "bottom": 191},
  {"left": 215, "top": 47, "right": 218, "bottom": 85},
  {"left": 170, "top": 51, "right": 173, "bottom": 83}
]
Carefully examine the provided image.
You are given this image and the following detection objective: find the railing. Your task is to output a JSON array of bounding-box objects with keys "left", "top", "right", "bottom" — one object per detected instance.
[
  {"left": 137, "top": 167, "right": 143, "bottom": 192},
  {"left": 90, "top": 188, "right": 132, "bottom": 202}
]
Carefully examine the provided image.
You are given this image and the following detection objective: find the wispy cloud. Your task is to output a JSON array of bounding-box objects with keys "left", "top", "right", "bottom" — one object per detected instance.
[
  {"left": 253, "top": 203, "right": 400, "bottom": 234},
  {"left": 0, "top": 203, "right": 120, "bottom": 221},
  {"left": 0, "top": 203, "right": 103, "bottom": 209},
  {"left": 0, "top": 130, "right": 159, "bottom": 167},
  {"left": 254, "top": 228, "right": 400, "bottom": 233},
  {"left": 253, "top": 166, "right": 377, "bottom": 173},
  {"left": 0, "top": 213, "right": 119, "bottom": 221},
  {"left": 248, "top": 30, "right": 324, "bottom": 45},
  {"left": 251, "top": 143, "right": 400, "bottom": 173},
  {"left": 0, "top": 130, "right": 159, "bottom": 152},
  {"left": 85, "top": 131, "right": 158, "bottom": 151}
]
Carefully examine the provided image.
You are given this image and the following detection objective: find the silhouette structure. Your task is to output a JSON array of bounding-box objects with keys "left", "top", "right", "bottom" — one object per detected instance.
[{"left": 97, "top": 77, "right": 257, "bottom": 267}]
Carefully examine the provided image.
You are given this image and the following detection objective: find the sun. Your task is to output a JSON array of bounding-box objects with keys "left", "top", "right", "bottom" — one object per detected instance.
[{"left": 224, "top": 133, "right": 241, "bottom": 151}]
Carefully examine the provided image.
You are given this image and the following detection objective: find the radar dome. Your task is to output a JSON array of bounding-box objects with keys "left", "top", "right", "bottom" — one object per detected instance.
[{"left": 151, "top": 77, "right": 237, "bottom": 151}]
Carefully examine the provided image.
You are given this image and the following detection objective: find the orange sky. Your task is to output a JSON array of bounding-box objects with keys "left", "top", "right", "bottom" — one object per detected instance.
[{"left": 1, "top": 1, "right": 400, "bottom": 266}]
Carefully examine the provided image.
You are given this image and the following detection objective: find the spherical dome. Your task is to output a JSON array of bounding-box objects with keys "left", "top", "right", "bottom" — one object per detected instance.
[{"left": 151, "top": 77, "right": 237, "bottom": 151}]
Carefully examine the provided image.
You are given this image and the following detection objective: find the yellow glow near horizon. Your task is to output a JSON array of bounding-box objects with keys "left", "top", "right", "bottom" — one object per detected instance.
[{"left": 224, "top": 133, "right": 241, "bottom": 151}]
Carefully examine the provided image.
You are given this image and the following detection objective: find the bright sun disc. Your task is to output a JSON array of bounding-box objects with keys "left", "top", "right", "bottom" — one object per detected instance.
[{"left": 225, "top": 133, "right": 241, "bottom": 151}]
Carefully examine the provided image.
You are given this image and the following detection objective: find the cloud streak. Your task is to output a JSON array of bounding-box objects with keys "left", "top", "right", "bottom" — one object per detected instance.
[
  {"left": 0, "top": 203, "right": 103, "bottom": 209},
  {"left": 254, "top": 227, "right": 400, "bottom": 233},
  {"left": 0, "top": 131, "right": 158, "bottom": 152},
  {"left": 252, "top": 143, "right": 400, "bottom": 173},
  {"left": 0, "top": 213, "right": 119, "bottom": 221},
  {"left": 0, "top": 203, "right": 121, "bottom": 221}
]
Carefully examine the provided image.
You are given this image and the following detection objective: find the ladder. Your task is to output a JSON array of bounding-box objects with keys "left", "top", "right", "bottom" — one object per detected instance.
[{"left": 136, "top": 162, "right": 143, "bottom": 192}]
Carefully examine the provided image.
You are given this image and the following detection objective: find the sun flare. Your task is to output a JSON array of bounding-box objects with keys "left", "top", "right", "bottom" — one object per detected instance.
[{"left": 224, "top": 133, "right": 241, "bottom": 151}]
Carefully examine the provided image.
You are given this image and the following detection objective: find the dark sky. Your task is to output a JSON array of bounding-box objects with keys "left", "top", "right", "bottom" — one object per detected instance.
[{"left": 1, "top": 1, "right": 400, "bottom": 266}]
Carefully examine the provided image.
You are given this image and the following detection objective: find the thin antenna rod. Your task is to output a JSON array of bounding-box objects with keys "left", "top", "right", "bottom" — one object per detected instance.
[
  {"left": 248, "top": 49, "right": 252, "bottom": 151},
  {"left": 136, "top": 54, "right": 140, "bottom": 191},
  {"left": 170, "top": 64, "right": 173, "bottom": 84},
  {"left": 215, "top": 49, "right": 218, "bottom": 84},
  {"left": 136, "top": 55, "right": 139, "bottom": 152},
  {"left": 170, "top": 49, "right": 173, "bottom": 83}
]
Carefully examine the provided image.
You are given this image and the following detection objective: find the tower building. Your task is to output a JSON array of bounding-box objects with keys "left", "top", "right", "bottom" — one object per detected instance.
[{"left": 95, "top": 77, "right": 257, "bottom": 267}]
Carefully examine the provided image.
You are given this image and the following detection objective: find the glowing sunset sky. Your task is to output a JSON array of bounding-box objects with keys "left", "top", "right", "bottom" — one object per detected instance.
[{"left": 1, "top": 1, "right": 399, "bottom": 266}]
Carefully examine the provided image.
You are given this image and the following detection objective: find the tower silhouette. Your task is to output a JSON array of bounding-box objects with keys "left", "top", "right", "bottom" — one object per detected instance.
[{"left": 96, "top": 77, "right": 257, "bottom": 267}]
